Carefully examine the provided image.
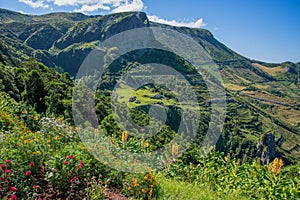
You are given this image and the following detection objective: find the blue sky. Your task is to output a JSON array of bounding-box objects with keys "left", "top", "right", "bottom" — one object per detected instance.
[{"left": 1, "top": 0, "right": 299, "bottom": 63}]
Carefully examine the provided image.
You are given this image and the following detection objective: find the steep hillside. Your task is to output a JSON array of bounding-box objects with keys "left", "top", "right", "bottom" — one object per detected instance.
[{"left": 0, "top": 8, "right": 299, "bottom": 164}]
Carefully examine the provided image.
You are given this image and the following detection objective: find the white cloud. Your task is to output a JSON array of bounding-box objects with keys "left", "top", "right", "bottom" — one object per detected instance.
[
  {"left": 50, "top": 0, "right": 144, "bottom": 13},
  {"left": 75, "top": 3, "right": 111, "bottom": 13},
  {"left": 16, "top": 0, "right": 206, "bottom": 28},
  {"left": 52, "top": 0, "right": 101, "bottom": 7},
  {"left": 148, "top": 15, "right": 206, "bottom": 28},
  {"left": 18, "top": 0, "right": 49, "bottom": 8},
  {"left": 112, "top": 0, "right": 144, "bottom": 13}
]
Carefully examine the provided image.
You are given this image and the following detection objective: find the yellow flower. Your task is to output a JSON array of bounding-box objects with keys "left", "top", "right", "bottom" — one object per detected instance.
[
  {"left": 24, "top": 139, "right": 30, "bottom": 144},
  {"left": 121, "top": 131, "right": 128, "bottom": 143},
  {"left": 54, "top": 135, "right": 59, "bottom": 140},
  {"left": 34, "top": 138, "right": 39, "bottom": 142},
  {"left": 142, "top": 142, "right": 149, "bottom": 148},
  {"left": 269, "top": 157, "right": 284, "bottom": 174},
  {"left": 128, "top": 187, "right": 132, "bottom": 190},
  {"left": 47, "top": 140, "right": 51, "bottom": 143},
  {"left": 34, "top": 115, "right": 39, "bottom": 121},
  {"left": 33, "top": 151, "right": 41, "bottom": 155},
  {"left": 171, "top": 143, "right": 179, "bottom": 156},
  {"left": 130, "top": 190, "right": 134, "bottom": 195},
  {"left": 141, "top": 189, "right": 146, "bottom": 193}
]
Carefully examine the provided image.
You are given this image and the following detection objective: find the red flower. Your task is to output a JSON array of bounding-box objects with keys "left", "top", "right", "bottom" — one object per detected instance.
[
  {"left": 30, "top": 162, "right": 35, "bottom": 167},
  {"left": 70, "top": 176, "right": 79, "bottom": 184},
  {"left": 6, "top": 160, "right": 11, "bottom": 163},
  {"left": 66, "top": 155, "right": 76, "bottom": 159},
  {"left": 33, "top": 184, "right": 39, "bottom": 190},
  {"left": 10, "top": 194, "right": 17, "bottom": 200},
  {"left": 5, "top": 169, "right": 11, "bottom": 174},
  {"left": 63, "top": 161, "right": 69, "bottom": 165},
  {"left": 26, "top": 170, "right": 31, "bottom": 176},
  {"left": 1, "top": 164, "right": 6, "bottom": 170},
  {"left": 10, "top": 186, "right": 17, "bottom": 191},
  {"left": 79, "top": 160, "right": 84, "bottom": 168}
]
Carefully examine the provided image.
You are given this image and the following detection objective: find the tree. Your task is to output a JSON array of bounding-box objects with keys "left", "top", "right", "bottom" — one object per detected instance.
[{"left": 24, "top": 70, "right": 46, "bottom": 112}]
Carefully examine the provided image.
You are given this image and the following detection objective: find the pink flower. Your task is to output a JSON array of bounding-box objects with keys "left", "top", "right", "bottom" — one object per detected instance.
[
  {"left": 63, "top": 161, "right": 69, "bottom": 165},
  {"left": 26, "top": 170, "right": 31, "bottom": 176},
  {"left": 10, "top": 194, "right": 18, "bottom": 200},
  {"left": 66, "top": 155, "right": 76, "bottom": 159},
  {"left": 5, "top": 169, "right": 11, "bottom": 174},
  {"left": 33, "top": 184, "right": 39, "bottom": 190},
  {"left": 10, "top": 186, "right": 17, "bottom": 191},
  {"left": 38, "top": 198, "right": 42, "bottom": 200},
  {"left": 6, "top": 160, "right": 11, "bottom": 163},
  {"left": 30, "top": 162, "right": 35, "bottom": 167},
  {"left": 1, "top": 164, "right": 6, "bottom": 170}
]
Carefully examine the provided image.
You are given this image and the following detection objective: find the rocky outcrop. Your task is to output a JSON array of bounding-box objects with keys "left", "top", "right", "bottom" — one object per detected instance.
[{"left": 257, "top": 133, "right": 276, "bottom": 166}]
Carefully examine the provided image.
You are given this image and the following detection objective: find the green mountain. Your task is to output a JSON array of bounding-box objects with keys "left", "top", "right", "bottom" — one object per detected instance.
[{"left": 0, "top": 8, "right": 299, "bottom": 164}]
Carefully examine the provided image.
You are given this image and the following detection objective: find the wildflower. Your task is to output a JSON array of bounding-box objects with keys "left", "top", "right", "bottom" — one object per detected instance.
[
  {"left": 70, "top": 176, "right": 79, "bottom": 184},
  {"left": 26, "top": 170, "right": 32, "bottom": 176},
  {"left": 5, "top": 169, "right": 11, "bottom": 174},
  {"left": 148, "top": 188, "right": 153, "bottom": 200},
  {"left": 79, "top": 160, "right": 84, "bottom": 168},
  {"left": 270, "top": 157, "right": 284, "bottom": 175},
  {"left": 30, "top": 162, "right": 35, "bottom": 168},
  {"left": 171, "top": 143, "right": 179, "bottom": 156},
  {"left": 47, "top": 140, "right": 51, "bottom": 143},
  {"left": 144, "top": 175, "right": 148, "bottom": 180},
  {"left": 142, "top": 188, "right": 146, "bottom": 193},
  {"left": 1, "top": 164, "right": 6, "bottom": 170},
  {"left": 121, "top": 131, "right": 128, "bottom": 143},
  {"left": 54, "top": 135, "right": 59, "bottom": 140},
  {"left": 33, "top": 184, "right": 39, "bottom": 190},
  {"left": 142, "top": 142, "right": 149, "bottom": 148},
  {"left": 132, "top": 178, "right": 139, "bottom": 187},
  {"left": 225, "top": 153, "right": 231, "bottom": 162},
  {"left": 33, "top": 151, "right": 41, "bottom": 155},
  {"left": 24, "top": 139, "right": 30, "bottom": 144},
  {"left": 10, "top": 186, "right": 17, "bottom": 191},
  {"left": 63, "top": 161, "right": 69, "bottom": 165},
  {"left": 10, "top": 194, "right": 17, "bottom": 200},
  {"left": 66, "top": 155, "right": 76, "bottom": 159},
  {"left": 128, "top": 187, "right": 132, "bottom": 190},
  {"left": 6, "top": 160, "right": 11, "bottom": 163}
]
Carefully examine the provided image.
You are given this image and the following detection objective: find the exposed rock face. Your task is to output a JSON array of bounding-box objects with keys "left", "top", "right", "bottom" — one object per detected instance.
[{"left": 257, "top": 133, "right": 276, "bottom": 166}]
